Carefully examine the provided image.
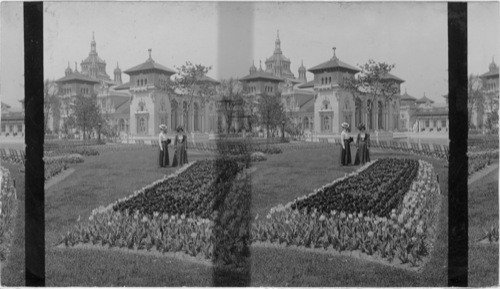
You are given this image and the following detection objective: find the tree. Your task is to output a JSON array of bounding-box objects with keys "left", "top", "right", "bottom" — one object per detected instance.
[
  {"left": 340, "top": 60, "right": 400, "bottom": 128},
  {"left": 257, "top": 92, "right": 285, "bottom": 139},
  {"left": 468, "top": 74, "right": 483, "bottom": 128},
  {"left": 44, "top": 79, "right": 61, "bottom": 133},
  {"left": 159, "top": 61, "right": 217, "bottom": 131},
  {"left": 72, "top": 94, "right": 103, "bottom": 140},
  {"left": 217, "top": 78, "right": 245, "bottom": 134}
]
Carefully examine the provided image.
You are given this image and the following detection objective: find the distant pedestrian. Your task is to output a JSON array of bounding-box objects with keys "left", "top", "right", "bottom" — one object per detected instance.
[
  {"left": 340, "top": 122, "right": 353, "bottom": 166},
  {"left": 158, "top": 124, "right": 171, "bottom": 167},
  {"left": 172, "top": 126, "right": 188, "bottom": 167},
  {"left": 354, "top": 123, "right": 370, "bottom": 165}
]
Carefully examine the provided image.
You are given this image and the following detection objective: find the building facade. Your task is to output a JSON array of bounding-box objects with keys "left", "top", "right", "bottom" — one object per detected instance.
[
  {"left": 474, "top": 57, "right": 500, "bottom": 131},
  {"left": 1, "top": 102, "right": 25, "bottom": 136},
  {"left": 307, "top": 48, "right": 403, "bottom": 136},
  {"left": 412, "top": 94, "right": 448, "bottom": 133}
]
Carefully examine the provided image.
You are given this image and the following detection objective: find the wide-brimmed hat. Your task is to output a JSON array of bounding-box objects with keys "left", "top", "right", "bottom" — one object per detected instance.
[
  {"left": 341, "top": 122, "right": 349, "bottom": 129},
  {"left": 358, "top": 123, "right": 366, "bottom": 130},
  {"left": 159, "top": 124, "right": 167, "bottom": 130}
]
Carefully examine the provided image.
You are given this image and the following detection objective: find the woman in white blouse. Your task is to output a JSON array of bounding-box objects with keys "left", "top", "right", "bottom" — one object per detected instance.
[
  {"left": 340, "top": 122, "right": 353, "bottom": 166},
  {"left": 158, "top": 124, "right": 171, "bottom": 167}
]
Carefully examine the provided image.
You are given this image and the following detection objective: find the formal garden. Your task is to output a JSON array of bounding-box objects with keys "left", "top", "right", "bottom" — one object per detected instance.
[{"left": 0, "top": 135, "right": 498, "bottom": 286}]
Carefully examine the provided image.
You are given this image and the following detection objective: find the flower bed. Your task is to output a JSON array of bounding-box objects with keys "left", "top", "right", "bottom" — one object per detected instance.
[
  {"left": 250, "top": 152, "right": 267, "bottom": 162},
  {"left": 45, "top": 162, "right": 69, "bottom": 181},
  {"left": 0, "top": 166, "right": 18, "bottom": 261},
  {"left": 468, "top": 151, "right": 499, "bottom": 177},
  {"left": 59, "top": 158, "right": 251, "bottom": 267},
  {"left": 45, "top": 147, "right": 99, "bottom": 157},
  {"left": 44, "top": 154, "right": 84, "bottom": 165},
  {"left": 291, "top": 158, "right": 419, "bottom": 217},
  {"left": 251, "top": 159, "right": 441, "bottom": 268}
]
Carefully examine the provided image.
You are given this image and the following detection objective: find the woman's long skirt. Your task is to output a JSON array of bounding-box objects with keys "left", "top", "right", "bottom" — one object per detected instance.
[
  {"left": 159, "top": 141, "right": 169, "bottom": 167},
  {"left": 340, "top": 140, "right": 352, "bottom": 165},
  {"left": 172, "top": 146, "right": 187, "bottom": 167},
  {"left": 354, "top": 142, "right": 370, "bottom": 165}
]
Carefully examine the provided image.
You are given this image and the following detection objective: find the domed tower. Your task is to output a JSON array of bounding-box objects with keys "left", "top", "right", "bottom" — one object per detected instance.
[
  {"left": 114, "top": 62, "right": 122, "bottom": 84},
  {"left": 265, "top": 30, "right": 295, "bottom": 80},
  {"left": 65, "top": 61, "right": 73, "bottom": 76},
  {"left": 298, "top": 60, "right": 307, "bottom": 83},
  {"left": 81, "top": 32, "right": 111, "bottom": 81},
  {"left": 274, "top": 30, "right": 281, "bottom": 54},
  {"left": 249, "top": 60, "right": 257, "bottom": 75}
]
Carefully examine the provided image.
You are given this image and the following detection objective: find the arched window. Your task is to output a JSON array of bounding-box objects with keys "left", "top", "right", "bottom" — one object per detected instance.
[
  {"left": 329, "top": 77, "right": 332, "bottom": 83},
  {"left": 171, "top": 99, "right": 178, "bottom": 130},
  {"left": 138, "top": 117, "right": 146, "bottom": 134},
  {"left": 194, "top": 103, "right": 200, "bottom": 132},
  {"left": 322, "top": 115, "right": 330, "bottom": 132}
]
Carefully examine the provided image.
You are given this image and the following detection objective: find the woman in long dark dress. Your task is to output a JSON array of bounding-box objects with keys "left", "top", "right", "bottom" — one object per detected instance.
[
  {"left": 158, "top": 124, "right": 171, "bottom": 167},
  {"left": 340, "top": 122, "right": 353, "bottom": 166},
  {"left": 172, "top": 126, "right": 188, "bottom": 167},
  {"left": 354, "top": 123, "right": 370, "bottom": 165}
]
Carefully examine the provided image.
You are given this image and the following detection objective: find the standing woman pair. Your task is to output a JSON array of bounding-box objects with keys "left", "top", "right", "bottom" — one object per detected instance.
[{"left": 158, "top": 125, "right": 188, "bottom": 167}]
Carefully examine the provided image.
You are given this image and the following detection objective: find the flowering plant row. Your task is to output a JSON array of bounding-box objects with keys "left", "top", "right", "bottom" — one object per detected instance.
[
  {"left": 0, "top": 166, "right": 18, "bottom": 261},
  {"left": 45, "top": 146, "right": 99, "bottom": 157},
  {"left": 44, "top": 154, "right": 84, "bottom": 165},
  {"left": 251, "top": 159, "right": 441, "bottom": 268},
  {"left": 45, "top": 162, "right": 69, "bottom": 181},
  {"left": 468, "top": 151, "right": 499, "bottom": 177},
  {"left": 291, "top": 158, "right": 419, "bottom": 217}
]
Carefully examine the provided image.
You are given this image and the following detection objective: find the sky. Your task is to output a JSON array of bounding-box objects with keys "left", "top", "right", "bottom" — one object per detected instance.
[{"left": 0, "top": 2, "right": 499, "bottom": 109}]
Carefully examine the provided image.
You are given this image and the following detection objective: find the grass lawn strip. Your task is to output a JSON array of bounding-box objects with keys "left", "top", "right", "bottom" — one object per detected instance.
[
  {"left": 54, "top": 242, "right": 213, "bottom": 267},
  {"left": 45, "top": 168, "right": 75, "bottom": 190},
  {"left": 252, "top": 159, "right": 441, "bottom": 270},
  {"left": 468, "top": 161, "right": 499, "bottom": 186},
  {"left": 0, "top": 167, "right": 18, "bottom": 266}
]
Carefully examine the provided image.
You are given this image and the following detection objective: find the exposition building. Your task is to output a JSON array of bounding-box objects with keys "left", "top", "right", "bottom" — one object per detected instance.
[{"left": 49, "top": 32, "right": 451, "bottom": 141}]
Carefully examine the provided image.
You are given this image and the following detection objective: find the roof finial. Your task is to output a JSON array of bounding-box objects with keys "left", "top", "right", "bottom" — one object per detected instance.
[
  {"left": 148, "top": 48, "right": 152, "bottom": 60},
  {"left": 92, "top": 31, "right": 95, "bottom": 41},
  {"left": 277, "top": 29, "right": 280, "bottom": 40},
  {"left": 332, "top": 47, "right": 337, "bottom": 59},
  {"left": 259, "top": 60, "right": 263, "bottom": 71},
  {"left": 74, "top": 62, "right": 78, "bottom": 72}
]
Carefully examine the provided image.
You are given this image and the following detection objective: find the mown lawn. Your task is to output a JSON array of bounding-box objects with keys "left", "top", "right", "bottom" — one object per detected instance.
[
  {"left": 468, "top": 167, "right": 499, "bottom": 287},
  {"left": 45, "top": 145, "right": 448, "bottom": 286},
  {"left": 1, "top": 163, "right": 26, "bottom": 287}
]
